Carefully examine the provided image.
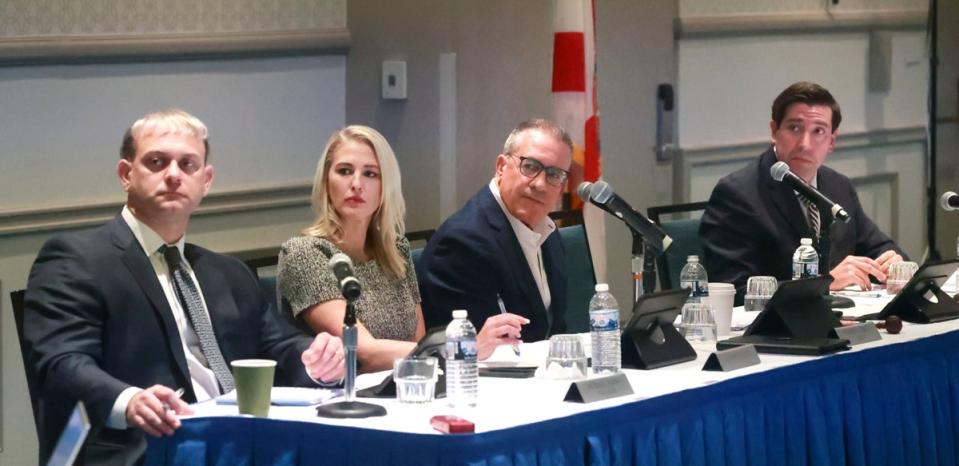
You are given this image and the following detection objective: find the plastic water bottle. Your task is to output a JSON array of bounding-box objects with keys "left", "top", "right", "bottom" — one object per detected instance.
[
  {"left": 445, "top": 309, "right": 478, "bottom": 408},
  {"left": 679, "top": 255, "right": 709, "bottom": 303},
  {"left": 792, "top": 238, "right": 820, "bottom": 279},
  {"left": 588, "top": 283, "right": 621, "bottom": 374}
]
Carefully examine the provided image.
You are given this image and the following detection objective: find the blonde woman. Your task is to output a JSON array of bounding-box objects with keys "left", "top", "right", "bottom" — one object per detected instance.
[{"left": 279, "top": 126, "right": 424, "bottom": 372}]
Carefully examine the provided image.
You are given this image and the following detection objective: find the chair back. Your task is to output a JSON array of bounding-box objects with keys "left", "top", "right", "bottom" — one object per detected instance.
[
  {"left": 11, "top": 289, "right": 41, "bottom": 437},
  {"left": 647, "top": 202, "right": 709, "bottom": 290},
  {"left": 411, "top": 247, "right": 424, "bottom": 273},
  {"left": 257, "top": 275, "right": 279, "bottom": 314},
  {"left": 559, "top": 225, "right": 596, "bottom": 333}
]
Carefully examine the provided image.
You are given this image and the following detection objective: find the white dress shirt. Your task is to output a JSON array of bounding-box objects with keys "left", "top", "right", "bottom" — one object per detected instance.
[
  {"left": 108, "top": 206, "right": 221, "bottom": 428},
  {"left": 489, "top": 179, "right": 555, "bottom": 310}
]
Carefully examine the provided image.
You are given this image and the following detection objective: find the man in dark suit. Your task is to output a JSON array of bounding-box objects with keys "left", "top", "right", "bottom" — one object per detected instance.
[
  {"left": 23, "top": 109, "right": 345, "bottom": 465},
  {"left": 418, "top": 119, "right": 570, "bottom": 359},
  {"left": 700, "top": 82, "right": 905, "bottom": 303}
]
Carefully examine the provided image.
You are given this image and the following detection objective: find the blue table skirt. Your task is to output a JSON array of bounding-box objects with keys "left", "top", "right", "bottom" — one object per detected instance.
[{"left": 146, "top": 330, "right": 959, "bottom": 466}]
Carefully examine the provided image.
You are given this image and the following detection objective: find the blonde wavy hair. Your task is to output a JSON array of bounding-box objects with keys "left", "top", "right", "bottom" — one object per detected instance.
[{"left": 303, "top": 125, "right": 407, "bottom": 278}]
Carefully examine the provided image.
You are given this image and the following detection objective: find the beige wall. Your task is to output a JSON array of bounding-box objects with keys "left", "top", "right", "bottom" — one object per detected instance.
[{"left": 345, "top": 1, "right": 553, "bottom": 232}]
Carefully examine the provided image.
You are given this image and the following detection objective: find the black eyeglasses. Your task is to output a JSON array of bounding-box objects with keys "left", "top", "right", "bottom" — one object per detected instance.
[{"left": 508, "top": 155, "right": 569, "bottom": 187}]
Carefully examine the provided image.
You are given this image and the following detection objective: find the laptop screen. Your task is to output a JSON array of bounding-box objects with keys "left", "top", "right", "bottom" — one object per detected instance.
[{"left": 46, "top": 402, "right": 91, "bottom": 466}]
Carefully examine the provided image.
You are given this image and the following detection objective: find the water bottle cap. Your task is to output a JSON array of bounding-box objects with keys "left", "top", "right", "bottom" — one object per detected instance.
[
  {"left": 594, "top": 283, "right": 609, "bottom": 292},
  {"left": 687, "top": 255, "right": 699, "bottom": 262},
  {"left": 452, "top": 309, "right": 467, "bottom": 319},
  {"left": 800, "top": 238, "right": 813, "bottom": 245}
]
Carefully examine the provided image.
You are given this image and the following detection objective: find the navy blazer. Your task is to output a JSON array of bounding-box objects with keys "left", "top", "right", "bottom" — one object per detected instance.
[
  {"left": 418, "top": 186, "right": 567, "bottom": 341},
  {"left": 700, "top": 147, "right": 905, "bottom": 304},
  {"left": 23, "top": 215, "right": 316, "bottom": 465}
]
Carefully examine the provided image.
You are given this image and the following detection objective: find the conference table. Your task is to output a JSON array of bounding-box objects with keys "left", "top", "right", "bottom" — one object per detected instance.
[{"left": 145, "top": 292, "right": 959, "bottom": 466}]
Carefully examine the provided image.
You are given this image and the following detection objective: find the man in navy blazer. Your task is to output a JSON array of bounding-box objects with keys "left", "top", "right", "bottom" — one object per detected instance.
[
  {"left": 418, "top": 119, "right": 569, "bottom": 359},
  {"left": 700, "top": 82, "right": 905, "bottom": 303},
  {"left": 23, "top": 109, "right": 345, "bottom": 465}
]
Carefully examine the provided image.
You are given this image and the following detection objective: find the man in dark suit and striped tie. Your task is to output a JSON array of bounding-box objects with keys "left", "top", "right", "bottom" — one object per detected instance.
[
  {"left": 700, "top": 82, "right": 906, "bottom": 303},
  {"left": 23, "top": 109, "right": 346, "bottom": 465}
]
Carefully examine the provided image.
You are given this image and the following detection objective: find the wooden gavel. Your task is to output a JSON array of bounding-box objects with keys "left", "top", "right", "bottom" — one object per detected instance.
[
  {"left": 876, "top": 315, "right": 903, "bottom": 334},
  {"left": 841, "top": 315, "right": 902, "bottom": 334}
]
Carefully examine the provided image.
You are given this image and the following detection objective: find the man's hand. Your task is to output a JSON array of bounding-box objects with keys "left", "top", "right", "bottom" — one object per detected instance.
[
  {"left": 476, "top": 313, "right": 528, "bottom": 360},
  {"left": 126, "top": 385, "right": 192, "bottom": 437},
  {"left": 875, "top": 250, "right": 904, "bottom": 276},
  {"left": 302, "top": 332, "right": 345, "bottom": 383},
  {"left": 829, "top": 255, "right": 885, "bottom": 291}
]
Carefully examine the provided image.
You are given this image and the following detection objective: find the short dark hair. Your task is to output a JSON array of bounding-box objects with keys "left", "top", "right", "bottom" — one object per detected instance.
[{"left": 771, "top": 82, "right": 842, "bottom": 132}]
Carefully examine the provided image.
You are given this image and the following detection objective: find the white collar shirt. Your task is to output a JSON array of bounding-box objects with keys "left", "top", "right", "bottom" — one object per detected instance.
[
  {"left": 121, "top": 207, "right": 221, "bottom": 400},
  {"left": 488, "top": 179, "right": 555, "bottom": 310}
]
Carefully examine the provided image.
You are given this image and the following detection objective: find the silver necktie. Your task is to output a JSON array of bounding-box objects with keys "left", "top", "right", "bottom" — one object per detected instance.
[{"left": 161, "top": 245, "right": 235, "bottom": 393}]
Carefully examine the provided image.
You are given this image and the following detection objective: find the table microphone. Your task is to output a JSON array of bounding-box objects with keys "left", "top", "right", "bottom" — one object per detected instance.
[
  {"left": 576, "top": 181, "right": 672, "bottom": 254},
  {"left": 770, "top": 161, "right": 850, "bottom": 223},
  {"left": 940, "top": 191, "right": 959, "bottom": 211},
  {"left": 316, "top": 253, "right": 387, "bottom": 419},
  {"left": 328, "top": 253, "right": 361, "bottom": 302},
  {"left": 576, "top": 181, "right": 593, "bottom": 202}
]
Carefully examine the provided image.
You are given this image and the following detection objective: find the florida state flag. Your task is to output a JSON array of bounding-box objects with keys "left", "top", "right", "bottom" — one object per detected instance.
[
  {"left": 551, "top": 0, "right": 601, "bottom": 208},
  {"left": 552, "top": 0, "right": 606, "bottom": 281}
]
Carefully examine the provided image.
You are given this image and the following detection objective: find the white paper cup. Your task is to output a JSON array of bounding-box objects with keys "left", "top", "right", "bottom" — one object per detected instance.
[{"left": 706, "top": 282, "right": 736, "bottom": 336}]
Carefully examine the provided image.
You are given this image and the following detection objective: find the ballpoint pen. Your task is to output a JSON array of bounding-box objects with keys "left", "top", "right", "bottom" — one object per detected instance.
[
  {"left": 164, "top": 387, "right": 186, "bottom": 412},
  {"left": 496, "top": 294, "right": 521, "bottom": 356}
]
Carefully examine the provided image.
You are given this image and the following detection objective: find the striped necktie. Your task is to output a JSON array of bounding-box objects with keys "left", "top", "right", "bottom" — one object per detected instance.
[
  {"left": 799, "top": 196, "right": 821, "bottom": 240},
  {"left": 161, "top": 245, "right": 235, "bottom": 393}
]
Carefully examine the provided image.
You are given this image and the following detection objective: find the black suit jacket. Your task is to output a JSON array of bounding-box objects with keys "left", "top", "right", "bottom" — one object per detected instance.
[
  {"left": 700, "top": 147, "right": 904, "bottom": 303},
  {"left": 417, "top": 186, "right": 567, "bottom": 341},
  {"left": 23, "top": 215, "right": 316, "bottom": 465}
]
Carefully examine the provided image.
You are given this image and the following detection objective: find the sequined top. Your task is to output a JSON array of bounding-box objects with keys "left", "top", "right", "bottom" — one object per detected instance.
[{"left": 278, "top": 235, "right": 420, "bottom": 341}]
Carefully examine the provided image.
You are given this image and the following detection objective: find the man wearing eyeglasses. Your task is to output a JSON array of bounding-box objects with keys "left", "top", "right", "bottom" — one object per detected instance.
[{"left": 418, "top": 119, "right": 571, "bottom": 357}]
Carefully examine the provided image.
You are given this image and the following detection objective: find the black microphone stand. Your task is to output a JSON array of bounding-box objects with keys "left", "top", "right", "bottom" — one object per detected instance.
[
  {"left": 817, "top": 206, "right": 834, "bottom": 276},
  {"left": 316, "top": 294, "right": 387, "bottom": 418},
  {"left": 815, "top": 201, "right": 854, "bottom": 308},
  {"left": 631, "top": 231, "right": 662, "bottom": 304}
]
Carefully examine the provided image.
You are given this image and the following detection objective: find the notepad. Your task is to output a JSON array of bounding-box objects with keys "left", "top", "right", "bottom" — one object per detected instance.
[{"left": 216, "top": 387, "right": 341, "bottom": 406}]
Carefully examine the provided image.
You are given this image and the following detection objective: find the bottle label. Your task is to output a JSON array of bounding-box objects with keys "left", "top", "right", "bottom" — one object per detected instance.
[
  {"left": 679, "top": 280, "right": 708, "bottom": 300},
  {"left": 446, "top": 340, "right": 477, "bottom": 361},
  {"left": 793, "top": 261, "right": 819, "bottom": 279},
  {"left": 590, "top": 309, "right": 619, "bottom": 332}
]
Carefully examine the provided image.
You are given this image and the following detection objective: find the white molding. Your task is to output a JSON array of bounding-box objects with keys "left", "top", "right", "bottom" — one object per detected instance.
[
  {"left": 678, "top": 10, "right": 926, "bottom": 38},
  {"left": 0, "top": 28, "right": 350, "bottom": 63},
  {"left": 849, "top": 172, "right": 899, "bottom": 238},
  {"left": 0, "top": 183, "right": 312, "bottom": 237},
  {"left": 676, "top": 125, "right": 926, "bottom": 202}
]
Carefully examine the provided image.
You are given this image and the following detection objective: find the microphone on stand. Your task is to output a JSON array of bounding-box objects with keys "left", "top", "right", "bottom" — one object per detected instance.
[
  {"left": 576, "top": 181, "right": 593, "bottom": 202},
  {"left": 576, "top": 181, "right": 672, "bottom": 254},
  {"left": 577, "top": 180, "right": 671, "bottom": 300},
  {"left": 770, "top": 161, "right": 850, "bottom": 223},
  {"left": 315, "top": 253, "right": 387, "bottom": 419},
  {"left": 770, "top": 162, "right": 851, "bottom": 308},
  {"left": 329, "top": 253, "right": 362, "bottom": 303},
  {"left": 940, "top": 191, "right": 959, "bottom": 211}
]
